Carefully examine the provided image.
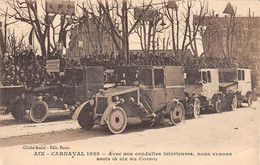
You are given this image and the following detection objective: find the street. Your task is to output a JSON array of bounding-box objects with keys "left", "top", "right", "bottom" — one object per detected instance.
[{"left": 0, "top": 100, "right": 259, "bottom": 165}]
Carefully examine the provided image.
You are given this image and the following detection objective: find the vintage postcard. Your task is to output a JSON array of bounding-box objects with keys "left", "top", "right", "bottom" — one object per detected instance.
[{"left": 0, "top": 0, "right": 259, "bottom": 164}]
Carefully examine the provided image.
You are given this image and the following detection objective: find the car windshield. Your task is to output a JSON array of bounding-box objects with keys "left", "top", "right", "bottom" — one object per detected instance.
[
  {"left": 219, "top": 72, "right": 236, "bottom": 82},
  {"left": 185, "top": 71, "right": 201, "bottom": 85},
  {"left": 116, "top": 69, "right": 138, "bottom": 86},
  {"left": 63, "top": 69, "right": 84, "bottom": 86}
]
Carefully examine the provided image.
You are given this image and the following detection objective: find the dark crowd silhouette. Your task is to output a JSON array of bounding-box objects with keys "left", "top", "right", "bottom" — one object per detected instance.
[{"left": 1, "top": 49, "right": 259, "bottom": 88}]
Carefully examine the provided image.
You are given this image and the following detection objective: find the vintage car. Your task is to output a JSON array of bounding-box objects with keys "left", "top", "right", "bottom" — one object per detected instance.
[
  {"left": 7, "top": 66, "right": 104, "bottom": 122},
  {"left": 72, "top": 66, "right": 186, "bottom": 134},
  {"left": 218, "top": 68, "right": 255, "bottom": 108},
  {"left": 0, "top": 85, "right": 26, "bottom": 112},
  {"left": 184, "top": 68, "right": 223, "bottom": 116}
]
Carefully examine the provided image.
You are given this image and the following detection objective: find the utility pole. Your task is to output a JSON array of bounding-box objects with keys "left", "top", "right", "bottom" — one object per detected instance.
[
  {"left": 47, "top": 14, "right": 50, "bottom": 59},
  {"left": 123, "top": 0, "right": 130, "bottom": 65},
  {"left": 4, "top": 7, "right": 8, "bottom": 53}
]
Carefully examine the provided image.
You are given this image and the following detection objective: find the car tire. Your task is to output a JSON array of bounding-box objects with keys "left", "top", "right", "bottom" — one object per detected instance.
[
  {"left": 193, "top": 98, "right": 200, "bottom": 119},
  {"left": 29, "top": 101, "right": 48, "bottom": 123},
  {"left": 230, "top": 95, "right": 237, "bottom": 111},
  {"left": 11, "top": 99, "right": 27, "bottom": 120},
  {"left": 170, "top": 102, "right": 185, "bottom": 125},
  {"left": 78, "top": 109, "right": 94, "bottom": 130},
  {"left": 107, "top": 107, "right": 127, "bottom": 134},
  {"left": 215, "top": 99, "right": 222, "bottom": 113}
]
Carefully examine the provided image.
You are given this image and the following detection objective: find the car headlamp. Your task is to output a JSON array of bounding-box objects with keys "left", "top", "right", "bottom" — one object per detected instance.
[
  {"left": 89, "top": 99, "right": 94, "bottom": 106},
  {"left": 120, "top": 98, "right": 125, "bottom": 104},
  {"left": 114, "top": 96, "right": 119, "bottom": 101},
  {"left": 129, "top": 97, "right": 135, "bottom": 103},
  {"left": 70, "top": 106, "right": 75, "bottom": 111},
  {"left": 25, "top": 109, "right": 30, "bottom": 114}
]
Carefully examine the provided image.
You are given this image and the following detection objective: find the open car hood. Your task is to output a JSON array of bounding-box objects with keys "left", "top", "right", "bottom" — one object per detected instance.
[
  {"left": 32, "top": 85, "right": 60, "bottom": 92},
  {"left": 219, "top": 82, "right": 237, "bottom": 88},
  {"left": 184, "top": 84, "right": 203, "bottom": 95},
  {"left": 98, "top": 86, "right": 139, "bottom": 96}
]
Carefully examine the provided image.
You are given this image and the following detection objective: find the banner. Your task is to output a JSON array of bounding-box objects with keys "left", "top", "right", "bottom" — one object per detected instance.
[
  {"left": 46, "top": 59, "right": 60, "bottom": 73},
  {"left": 134, "top": 8, "right": 160, "bottom": 22},
  {"left": 56, "top": 42, "right": 63, "bottom": 50},
  {"left": 45, "top": 0, "right": 75, "bottom": 15}
]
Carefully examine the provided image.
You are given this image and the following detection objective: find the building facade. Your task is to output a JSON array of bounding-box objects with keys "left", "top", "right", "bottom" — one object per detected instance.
[
  {"left": 67, "top": 17, "right": 119, "bottom": 59},
  {"left": 195, "top": 15, "right": 260, "bottom": 60}
]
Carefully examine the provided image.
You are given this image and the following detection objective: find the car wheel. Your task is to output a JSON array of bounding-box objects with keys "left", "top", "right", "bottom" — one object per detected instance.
[
  {"left": 170, "top": 102, "right": 185, "bottom": 125},
  {"left": 11, "top": 110, "right": 20, "bottom": 120},
  {"left": 78, "top": 109, "right": 94, "bottom": 130},
  {"left": 29, "top": 101, "right": 48, "bottom": 123},
  {"left": 230, "top": 95, "right": 237, "bottom": 111},
  {"left": 11, "top": 99, "right": 26, "bottom": 120},
  {"left": 107, "top": 107, "right": 127, "bottom": 134},
  {"left": 215, "top": 99, "right": 222, "bottom": 113},
  {"left": 193, "top": 98, "right": 200, "bottom": 119}
]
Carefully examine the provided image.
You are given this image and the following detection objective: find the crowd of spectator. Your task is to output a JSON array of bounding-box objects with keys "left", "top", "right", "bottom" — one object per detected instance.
[
  {"left": 1, "top": 49, "right": 259, "bottom": 88},
  {"left": 0, "top": 50, "right": 62, "bottom": 87}
]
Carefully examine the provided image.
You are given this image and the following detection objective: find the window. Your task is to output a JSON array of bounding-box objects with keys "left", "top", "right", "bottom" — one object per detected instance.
[
  {"left": 242, "top": 70, "right": 245, "bottom": 80},
  {"left": 185, "top": 71, "right": 201, "bottom": 85},
  {"left": 142, "top": 69, "right": 152, "bottom": 86},
  {"left": 154, "top": 69, "right": 164, "bottom": 86},
  {"left": 202, "top": 71, "right": 207, "bottom": 83},
  {"left": 207, "top": 71, "right": 211, "bottom": 83},
  {"left": 87, "top": 68, "right": 103, "bottom": 83},
  {"left": 65, "top": 69, "right": 84, "bottom": 86},
  {"left": 238, "top": 70, "right": 242, "bottom": 80},
  {"left": 219, "top": 72, "right": 236, "bottom": 82}
]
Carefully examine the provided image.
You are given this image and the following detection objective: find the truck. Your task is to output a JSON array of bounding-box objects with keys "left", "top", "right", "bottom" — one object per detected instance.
[
  {"left": 184, "top": 68, "right": 223, "bottom": 116},
  {"left": 72, "top": 66, "right": 186, "bottom": 134},
  {"left": 7, "top": 66, "right": 104, "bottom": 122},
  {"left": 218, "top": 68, "right": 255, "bottom": 109}
]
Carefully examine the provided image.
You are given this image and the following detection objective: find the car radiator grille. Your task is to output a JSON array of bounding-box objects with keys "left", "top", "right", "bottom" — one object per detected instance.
[{"left": 96, "top": 97, "right": 108, "bottom": 114}]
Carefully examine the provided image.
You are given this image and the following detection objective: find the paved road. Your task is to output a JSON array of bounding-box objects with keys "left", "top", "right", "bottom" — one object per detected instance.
[{"left": 0, "top": 101, "right": 259, "bottom": 165}]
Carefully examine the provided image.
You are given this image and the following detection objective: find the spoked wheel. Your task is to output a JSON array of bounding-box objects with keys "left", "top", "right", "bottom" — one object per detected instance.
[
  {"left": 107, "top": 107, "right": 127, "bottom": 134},
  {"left": 247, "top": 97, "right": 253, "bottom": 107},
  {"left": 230, "top": 95, "right": 237, "bottom": 111},
  {"left": 193, "top": 99, "right": 200, "bottom": 119},
  {"left": 215, "top": 99, "right": 222, "bottom": 113},
  {"left": 30, "top": 101, "right": 48, "bottom": 123},
  {"left": 170, "top": 102, "right": 185, "bottom": 125},
  {"left": 78, "top": 109, "right": 94, "bottom": 130}
]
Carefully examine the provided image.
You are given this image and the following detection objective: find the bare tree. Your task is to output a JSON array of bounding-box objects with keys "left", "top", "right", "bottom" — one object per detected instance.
[
  {"left": 235, "top": 15, "right": 260, "bottom": 58},
  {"left": 2, "top": 0, "right": 82, "bottom": 57},
  {"left": 131, "top": 4, "right": 169, "bottom": 56},
  {"left": 199, "top": 4, "right": 238, "bottom": 62},
  {"left": 80, "top": 0, "right": 153, "bottom": 63},
  {"left": 7, "top": 30, "right": 28, "bottom": 56},
  {"left": 163, "top": 0, "right": 208, "bottom": 63},
  {"left": 0, "top": 7, "right": 19, "bottom": 54},
  {"left": 187, "top": 1, "right": 208, "bottom": 58}
]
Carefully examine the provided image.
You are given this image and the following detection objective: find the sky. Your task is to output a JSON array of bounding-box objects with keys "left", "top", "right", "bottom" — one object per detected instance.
[{"left": 0, "top": 0, "right": 259, "bottom": 55}]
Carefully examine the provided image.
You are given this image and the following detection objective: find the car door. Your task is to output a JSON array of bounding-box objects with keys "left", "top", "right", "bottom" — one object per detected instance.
[
  {"left": 237, "top": 69, "right": 244, "bottom": 95},
  {"left": 201, "top": 71, "right": 211, "bottom": 100},
  {"left": 153, "top": 68, "right": 166, "bottom": 111}
]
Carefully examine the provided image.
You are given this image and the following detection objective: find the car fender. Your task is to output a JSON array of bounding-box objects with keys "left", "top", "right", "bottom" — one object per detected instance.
[
  {"left": 72, "top": 100, "right": 91, "bottom": 120},
  {"left": 212, "top": 92, "right": 223, "bottom": 104},
  {"left": 165, "top": 99, "right": 179, "bottom": 114},
  {"left": 100, "top": 101, "right": 121, "bottom": 126},
  {"left": 246, "top": 91, "right": 253, "bottom": 97}
]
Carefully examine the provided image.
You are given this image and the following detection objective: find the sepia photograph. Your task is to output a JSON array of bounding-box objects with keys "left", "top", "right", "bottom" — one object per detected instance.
[{"left": 0, "top": 0, "right": 259, "bottom": 164}]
